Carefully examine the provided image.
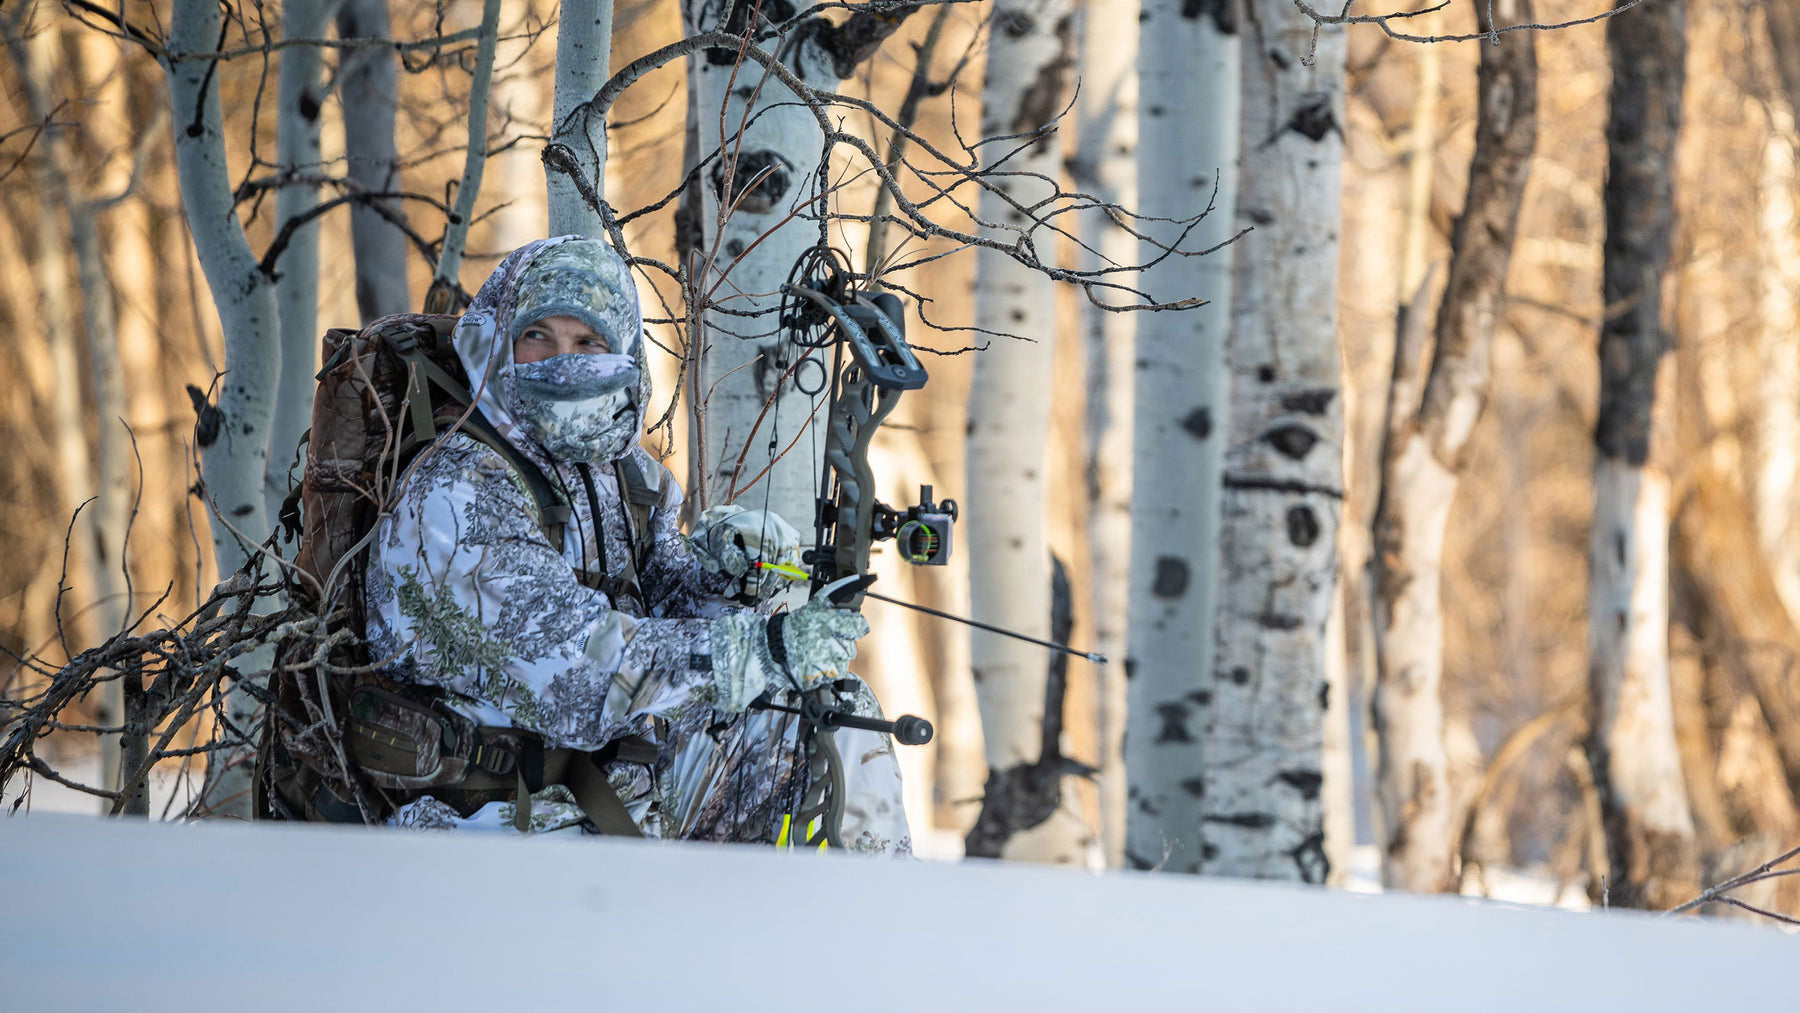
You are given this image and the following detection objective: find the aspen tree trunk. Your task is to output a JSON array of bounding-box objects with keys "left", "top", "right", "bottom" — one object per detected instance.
[
  {"left": 1587, "top": 0, "right": 1698, "bottom": 909},
  {"left": 270, "top": 0, "right": 332, "bottom": 522},
  {"left": 6, "top": 17, "right": 132, "bottom": 797},
  {"left": 548, "top": 0, "right": 615, "bottom": 239},
  {"left": 683, "top": 0, "right": 829, "bottom": 525},
  {"left": 70, "top": 163, "right": 132, "bottom": 803},
  {"left": 1369, "top": 0, "right": 1536, "bottom": 893},
  {"left": 488, "top": 17, "right": 550, "bottom": 252},
  {"left": 1753, "top": 9, "right": 1800, "bottom": 617},
  {"left": 336, "top": 0, "right": 413, "bottom": 321},
  {"left": 1673, "top": 462, "right": 1800, "bottom": 800},
  {"left": 166, "top": 0, "right": 283, "bottom": 816},
  {"left": 7, "top": 20, "right": 96, "bottom": 654},
  {"left": 165, "top": 0, "right": 280, "bottom": 574},
  {"left": 430, "top": 0, "right": 502, "bottom": 291},
  {"left": 963, "top": 0, "right": 1089, "bottom": 864},
  {"left": 71, "top": 35, "right": 133, "bottom": 650},
  {"left": 680, "top": 1, "right": 912, "bottom": 524},
  {"left": 1070, "top": 0, "right": 1139, "bottom": 870},
  {"left": 1121, "top": 0, "right": 1237, "bottom": 875},
  {"left": 96, "top": 51, "right": 164, "bottom": 815},
  {"left": 680, "top": 0, "right": 828, "bottom": 521},
  {"left": 1206, "top": 0, "right": 1345, "bottom": 882},
  {"left": 1753, "top": 118, "right": 1800, "bottom": 615}
]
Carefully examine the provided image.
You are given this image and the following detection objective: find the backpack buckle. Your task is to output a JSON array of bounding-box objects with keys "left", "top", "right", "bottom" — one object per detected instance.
[
  {"left": 384, "top": 322, "right": 424, "bottom": 355},
  {"left": 467, "top": 730, "right": 518, "bottom": 777}
]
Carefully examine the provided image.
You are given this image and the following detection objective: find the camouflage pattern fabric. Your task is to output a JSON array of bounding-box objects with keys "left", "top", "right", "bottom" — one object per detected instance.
[
  {"left": 508, "top": 353, "right": 642, "bottom": 465},
  {"left": 367, "top": 237, "right": 910, "bottom": 855},
  {"left": 689, "top": 505, "right": 805, "bottom": 601}
]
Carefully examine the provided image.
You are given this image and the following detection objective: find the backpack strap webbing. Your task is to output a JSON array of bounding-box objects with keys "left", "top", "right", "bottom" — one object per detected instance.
[
  {"left": 384, "top": 334, "right": 572, "bottom": 552},
  {"left": 614, "top": 455, "right": 661, "bottom": 567},
  {"left": 513, "top": 742, "right": 650, "bottom": 836}
]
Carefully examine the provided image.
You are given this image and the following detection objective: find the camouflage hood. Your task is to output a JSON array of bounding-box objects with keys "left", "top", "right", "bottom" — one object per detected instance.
[{"left": 452, "top": 236, "right": 650, "bottom": 465}]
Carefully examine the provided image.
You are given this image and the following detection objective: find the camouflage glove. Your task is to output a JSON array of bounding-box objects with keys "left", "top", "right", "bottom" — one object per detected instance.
[
  {"left": 689, "top": 505, "right": 804, "bottom": 601},
  {"left": 775, "top": 592, "right": 869, "bottom": 684},
  {"left": 708, "top": 585, "right": 869, "bottom": 714}
]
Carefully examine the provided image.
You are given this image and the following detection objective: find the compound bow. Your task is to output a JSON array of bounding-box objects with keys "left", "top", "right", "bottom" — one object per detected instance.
[{"left": 752, "top": 247, "right": 1103, "bottom": 851}]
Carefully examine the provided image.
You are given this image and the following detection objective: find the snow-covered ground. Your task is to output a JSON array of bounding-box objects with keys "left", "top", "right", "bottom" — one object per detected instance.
[{"left": 2, "top": 813, "right": 1789, "bottom": 1011}]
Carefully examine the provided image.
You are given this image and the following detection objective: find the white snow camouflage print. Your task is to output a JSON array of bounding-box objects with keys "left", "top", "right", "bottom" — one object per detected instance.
[{"left": 364, "top": 237, "right": 911, "bottom": 854}]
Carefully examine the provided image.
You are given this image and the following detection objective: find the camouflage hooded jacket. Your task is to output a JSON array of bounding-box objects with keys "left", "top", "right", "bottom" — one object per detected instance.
[{"left": 362, "top": 237, "right": 910, "bottom": 852}]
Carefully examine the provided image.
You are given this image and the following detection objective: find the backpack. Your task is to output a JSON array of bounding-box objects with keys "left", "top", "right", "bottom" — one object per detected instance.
[{"left": 258, "top": 313, "right": 655, "bottom": 832}]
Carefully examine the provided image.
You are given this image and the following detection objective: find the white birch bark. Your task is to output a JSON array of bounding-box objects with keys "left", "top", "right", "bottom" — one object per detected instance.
[
  {"left": 682, "top": 0, "right": 833, "bottom": 528},
  {"left": 487, "top": 14, "right": 550, "bottom": 252},
  {"left": 167, "top": 0, "right": 283, "bottom": 817},
  {"left": 71, "top": 181, "right": 133, "bottom": 796},
  {"left": 1590, "top": 451, "right": 1695, "bottom": 903},
  {"left": 6, "top": 19, "right": 100, "bottom": 653},
  {"left": 165, "top": 0, "right": 281, "bottom": 574},
  {"left": 1370, "top": 0, "right": 1536, "bottom": 893},
  {"left": 336, "top": 0, "right": 414, "bottom": 321},
  {"left": 963, "top": 0, "right": 1089, "bottom": 864},
  {"left": 71, "top": 35, "right": 133, "bottom": 651},
  {"left": 1754, "top": 109, "right": 1800, "bottom": 616},
  {"left": 1121, "top": 0, "right": 1238, "bottom": 874},
  {"left": 1761, "top": 4, "right": 1800, "bottom": 619},
  {"left": 548, "top": 0, "right": 615, "bottom": 239},
  {"left": 680, "top": 1, "right": 921, "bottom": 544},
  {"left": 6, "top": 16, "right": 134, "bottom": 801},
  {"left": 1207, "top": 0, "right": 1344, "bottom": 881},
  {"left": 431, "top": 0, "right": 502, "bottom": 291},
  {"left": 1070, "top": 0, "right": 1140, "bottom": 870},
  {"left": 270, "top": 0, "right": 333, "bottom": 524},
  {"left": 1586, "top": 0, "right": 1697, "bottom": 909}
]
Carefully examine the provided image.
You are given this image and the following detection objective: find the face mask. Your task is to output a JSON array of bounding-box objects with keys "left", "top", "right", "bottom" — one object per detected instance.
[{"left": 505, "top": 353, "right": 642, "bottom": 465}]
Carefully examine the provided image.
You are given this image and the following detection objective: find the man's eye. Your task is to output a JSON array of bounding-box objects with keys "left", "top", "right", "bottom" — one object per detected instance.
[{"left": 582, "top": 338, "right": 610, "bottom": 350}]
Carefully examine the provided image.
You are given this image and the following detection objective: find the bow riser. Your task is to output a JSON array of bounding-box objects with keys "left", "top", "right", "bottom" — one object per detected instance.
[{"left": 817, "top": 375, "right": 903, "bottom": 610}]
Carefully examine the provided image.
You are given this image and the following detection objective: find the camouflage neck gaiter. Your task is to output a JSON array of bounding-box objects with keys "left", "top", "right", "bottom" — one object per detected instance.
[{"left": 505, "top": 352, "right": 642, "bottom": 465}]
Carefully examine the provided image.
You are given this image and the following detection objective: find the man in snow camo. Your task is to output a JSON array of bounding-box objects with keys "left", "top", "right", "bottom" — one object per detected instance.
[{"left": 363, "top": 236, "right": 910, "bottom": 854}]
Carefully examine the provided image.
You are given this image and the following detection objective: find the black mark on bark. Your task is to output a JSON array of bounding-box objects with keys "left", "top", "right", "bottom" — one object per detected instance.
[
  {"left": 1277, "top": 769, "right": 1323, "bottom": 801},
  {"left": 1291, "top": 831, "right": 1329, "bottom": 882},
  {"left": 1287, "top": 505, "right": 1320, "bottom": 546},
  {"left": 1180, "top": 0, "right": 1238, "bottom": 34},
  {"left": 187, "top": 384, "right": 221, "bottom": 448},
  {"left": 1265, "top": 424, "right": 1319, "bottom": 459},
  {"left": 709, "top": 149, "right": 793, "bottom": 215},
  {"left": 1285, "top": 98, "right": 1338, "bottom": 142},
  {"left": 1206, "top": 811, "right": 1276, "bottom": 829},
  {"left": 1180, "top": 407, "right": 1213, "bottom": 440},
  {"left": 1280, "top": 388, "right": 1336, "bottom": 415},
  {"left": 1010, "top": 16, "right": 1075, "bottom": 149},
  {"left": 1155, "top": 702, "right": 1194, "bottom": 743},
  {"left": 1152, "top": 556, "right": 1190, "bottom": 597}
]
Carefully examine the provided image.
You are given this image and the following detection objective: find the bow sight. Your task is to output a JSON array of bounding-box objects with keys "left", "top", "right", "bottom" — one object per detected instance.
[{"left": 880, "top": 486, "right": 956, "bottom": 567}]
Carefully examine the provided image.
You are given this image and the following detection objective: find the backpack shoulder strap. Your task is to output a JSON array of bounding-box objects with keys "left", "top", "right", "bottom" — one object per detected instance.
[{"left": 614, "top": 454, "right": 661, "bottom": 565}]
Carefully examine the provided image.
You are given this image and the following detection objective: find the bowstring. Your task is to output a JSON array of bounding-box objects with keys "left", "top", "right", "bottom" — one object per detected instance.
[{"left": 763, "top": 245, "right": 845, "bottom": 845}]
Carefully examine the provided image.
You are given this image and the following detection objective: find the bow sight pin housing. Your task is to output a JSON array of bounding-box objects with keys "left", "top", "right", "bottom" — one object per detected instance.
[{"left": 877, "top": 485, "right": 957, "bottom": 566}]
